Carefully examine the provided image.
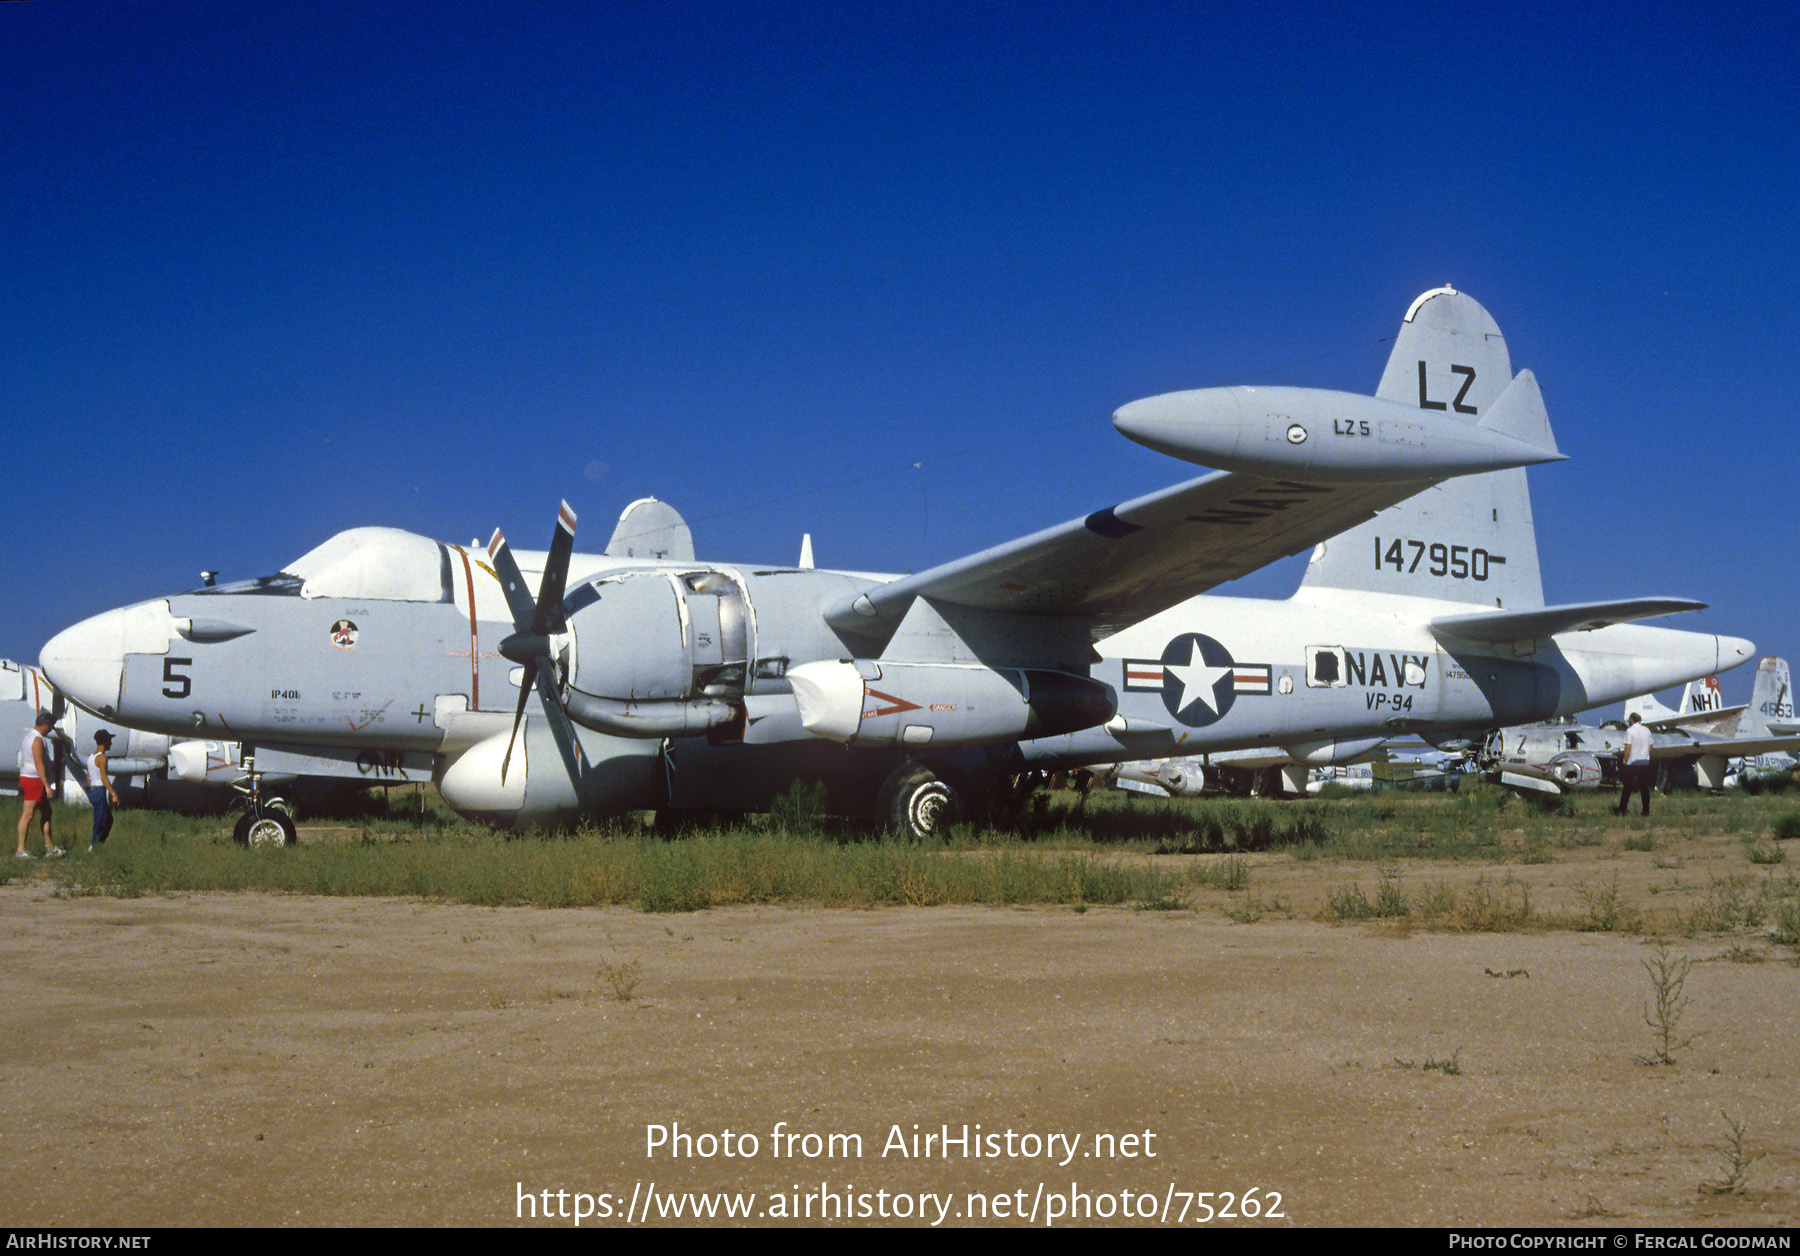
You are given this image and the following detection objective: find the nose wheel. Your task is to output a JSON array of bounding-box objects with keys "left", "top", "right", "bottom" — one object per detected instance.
[
  {"left": 229, "top": 747, "right": 296, "bottom": 848},
  {"left": 233, "top": 809, "right": 297, "bottom": 848}
]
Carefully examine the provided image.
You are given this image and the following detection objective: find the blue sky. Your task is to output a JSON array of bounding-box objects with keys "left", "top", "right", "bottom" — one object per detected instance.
[{"left": 5, "top": 1, "right": 1795, "bottom": 710}]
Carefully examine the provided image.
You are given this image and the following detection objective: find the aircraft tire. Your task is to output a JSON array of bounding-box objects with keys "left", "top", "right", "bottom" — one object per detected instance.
[
  {"left": 234, "top": 811, "right": 297, "bottom": 849},
  {"left": 876, "top": 761, "right": 964, "bottom": 843}
]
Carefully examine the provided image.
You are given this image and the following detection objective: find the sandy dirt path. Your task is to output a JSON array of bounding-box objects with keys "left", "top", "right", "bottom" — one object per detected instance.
[{"left": 1, "top": 860, "right": 1793, "bottom": 1228}]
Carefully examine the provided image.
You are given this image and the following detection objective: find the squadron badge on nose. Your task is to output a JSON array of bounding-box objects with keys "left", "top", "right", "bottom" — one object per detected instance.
[
  {"left": 1122, "top": 633, "right": 1271, "bottom": 727},
  {"left": 330, "top": 619, "right": 359, "bottom": 651}
]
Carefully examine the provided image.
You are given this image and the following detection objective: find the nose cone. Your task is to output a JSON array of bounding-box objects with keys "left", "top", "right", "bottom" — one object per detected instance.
[{"left": 40, "top": 600, "right": 177, "bottom": 719}]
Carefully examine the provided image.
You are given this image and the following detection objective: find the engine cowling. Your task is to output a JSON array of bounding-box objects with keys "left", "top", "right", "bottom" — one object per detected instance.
[
  {"left": 1546, "top": 751, "right": 1603, "bottom": 790},
  {"left": 560, "top": 570, "right": 750, "bottom": 738},
  {"left": 167, "top": 740, "right": 241, "bottom": 782}
]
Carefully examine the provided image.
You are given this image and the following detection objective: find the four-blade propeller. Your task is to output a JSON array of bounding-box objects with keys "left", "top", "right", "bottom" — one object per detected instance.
[{"left": 488, "top": 501, "right": 581, "bottom": 785}]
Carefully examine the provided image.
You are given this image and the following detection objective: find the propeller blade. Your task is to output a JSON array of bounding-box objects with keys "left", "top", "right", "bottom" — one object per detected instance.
[
  {"left": 499, "top": 659, "right": 537, "bottom": 785},
  {"left": 486, "top": 529, "right": 538, "bottom": 632},
  {"left": 531, "top": 500, "right": 578, "bottom": 636},
  {"left": 532, "top": 660, "right": 588, "bottom": 787}
]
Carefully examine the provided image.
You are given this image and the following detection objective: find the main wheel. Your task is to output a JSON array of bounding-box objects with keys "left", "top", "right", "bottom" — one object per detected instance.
[
  {"left": 876, "top": 762, "right": 964, "bottom": 842},
  {"left": 233, "top": 811, "right": 297, "bottom": 848}
]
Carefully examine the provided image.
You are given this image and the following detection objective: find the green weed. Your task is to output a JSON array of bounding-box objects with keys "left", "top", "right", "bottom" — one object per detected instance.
[
  {"left": 1394, "top": 1048, "right": 1462, "bottom": 1076},
  {"left": 1700, "top": 1112, "right": 1764, "bottom": 1195},
  {"left": 1640, "top": 947, "right": 1699, "bottom": 1066},
  {"left": 1188, "top": 855, "right": 1251, "bottom": 892},
  {"left": 1741, "top": 836, "right": 1786, "bottom": 865},
  {"left": 1575, "top": 874, "right": 1641, "bottom": 933},
  {"left": 1324, "top": 884, "right": 1374, "bottom": 920},
  {"left": 1222, "top": 894, "right": 1289, "bottom": 923},
  {"left": 597, "top": 958, "right": 643, "bottom": 1002}
]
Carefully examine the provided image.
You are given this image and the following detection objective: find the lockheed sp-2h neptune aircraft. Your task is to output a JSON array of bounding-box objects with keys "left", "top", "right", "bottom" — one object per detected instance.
[{"left": 41, "top": 289, "right": 1750, "bottom": 842}]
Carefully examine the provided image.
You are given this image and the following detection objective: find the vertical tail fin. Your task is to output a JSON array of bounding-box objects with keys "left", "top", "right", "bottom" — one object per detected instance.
[
  {"left": 1625, "top": 690, "right": 1678, "bottom": 723},
  {"left": 1299, "top": 287, "right": 1547, "bottom": 609},
  {"left": 1679, "top": 674, "right": 1725, "bottom": 717},
  {"left": 1740, "top": 657, "right": 1794, "bottom": 738}
]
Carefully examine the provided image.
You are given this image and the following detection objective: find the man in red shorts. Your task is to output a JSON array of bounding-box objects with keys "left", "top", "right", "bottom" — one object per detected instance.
[{"left": 16, "top": 709, "right": 62, "bottom": 858}]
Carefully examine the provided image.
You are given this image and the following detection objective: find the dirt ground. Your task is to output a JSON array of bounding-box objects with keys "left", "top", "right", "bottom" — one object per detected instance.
[{"left": 2, "top": 824, "right": 1795, "bottom": 1229}]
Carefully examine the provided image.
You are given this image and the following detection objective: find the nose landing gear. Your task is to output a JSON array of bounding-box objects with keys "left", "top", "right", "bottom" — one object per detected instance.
[{"left": 229, "top": 747, "right": 297, "bottom": 848}]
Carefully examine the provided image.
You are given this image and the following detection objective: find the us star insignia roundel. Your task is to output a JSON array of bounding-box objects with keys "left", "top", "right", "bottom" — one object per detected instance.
[{"left": 1122, "top": 633, "right": 1271, "bottom": 727}]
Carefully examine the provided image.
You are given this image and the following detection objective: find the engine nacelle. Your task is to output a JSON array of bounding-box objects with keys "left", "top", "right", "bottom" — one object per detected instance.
[
  {"left": 561, "top": 570, "right": 750, "bottom": 738},
  {"left": 1159, "top": 762, "right": 1200, "bottom": 794},
  {"left": 1546, "top": 751, "right": 1603, "bottom": 790},
  {"left": 788, "top": 660, "right": 1115, "bottom": 749},
  {"left": 436, "top": 726, "right": 663, "bottom": 827},
  {"left": 167, "top": 740, "right": 242, "bottom": 782}
]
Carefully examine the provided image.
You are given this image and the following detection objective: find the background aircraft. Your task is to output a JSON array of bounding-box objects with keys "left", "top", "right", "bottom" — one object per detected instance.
[
  {"left": 2, "top": 660, "right": 181, "bottom": 807},
  {"left": 1723, "top": 656, "right": 1799, "bottom": 786},
  {"left": 40, "top": 290, "right": 1743, "bottom": 840},
  {"left": 1481, "top": 656, "right": 1800, "bottom": 796},
  {"left": 1620, "top": 657, "right": 1797, "bottom": 788},
  {"left": 1625, "top": 674, "right": 1744, "bottom": 727},
  {"left": 1747, "top": 656, "right": 1797, "bottom": 737}
]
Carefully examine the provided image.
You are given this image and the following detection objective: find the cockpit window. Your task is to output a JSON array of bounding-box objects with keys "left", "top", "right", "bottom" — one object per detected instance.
[
  {"left": 283, "top": 528, "right": 453, "bottom": 602},
  {"left": 185, "top": 573, "right": 305, "bottom": 597}
]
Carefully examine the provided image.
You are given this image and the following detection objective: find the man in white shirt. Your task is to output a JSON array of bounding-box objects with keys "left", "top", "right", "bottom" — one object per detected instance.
[
  {"left": 1615, "top": 711, "right": 1655, "bottom": 817},
  {"left": 16, "top": 709, "right": 62, "bottom": 858}
]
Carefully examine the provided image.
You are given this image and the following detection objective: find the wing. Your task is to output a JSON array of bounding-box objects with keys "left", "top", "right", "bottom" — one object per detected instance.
[
  {"left": 824, "top": 469, "right": 1426, "bottom": 642},
  {"left": 1650, "top": 732, "right": 1800, "bottom": 760},
  {"left": 1641, "top": 705, "right": 1746, "bottom": 734}
]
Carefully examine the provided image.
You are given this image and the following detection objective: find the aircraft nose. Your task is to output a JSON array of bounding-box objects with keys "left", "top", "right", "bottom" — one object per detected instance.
[{"left": 40, "top": 600, "right": 177, "bottom": 718}]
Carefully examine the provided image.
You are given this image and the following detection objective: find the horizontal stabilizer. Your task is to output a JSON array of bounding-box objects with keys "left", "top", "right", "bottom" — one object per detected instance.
[{"left": 1430, "top": 597, "right": 1707, "bottom": 643}]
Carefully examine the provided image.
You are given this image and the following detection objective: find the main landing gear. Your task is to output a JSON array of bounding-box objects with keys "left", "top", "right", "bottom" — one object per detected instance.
[{"left": 876, "top": 760, "right": 966, "bottom": 843}]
